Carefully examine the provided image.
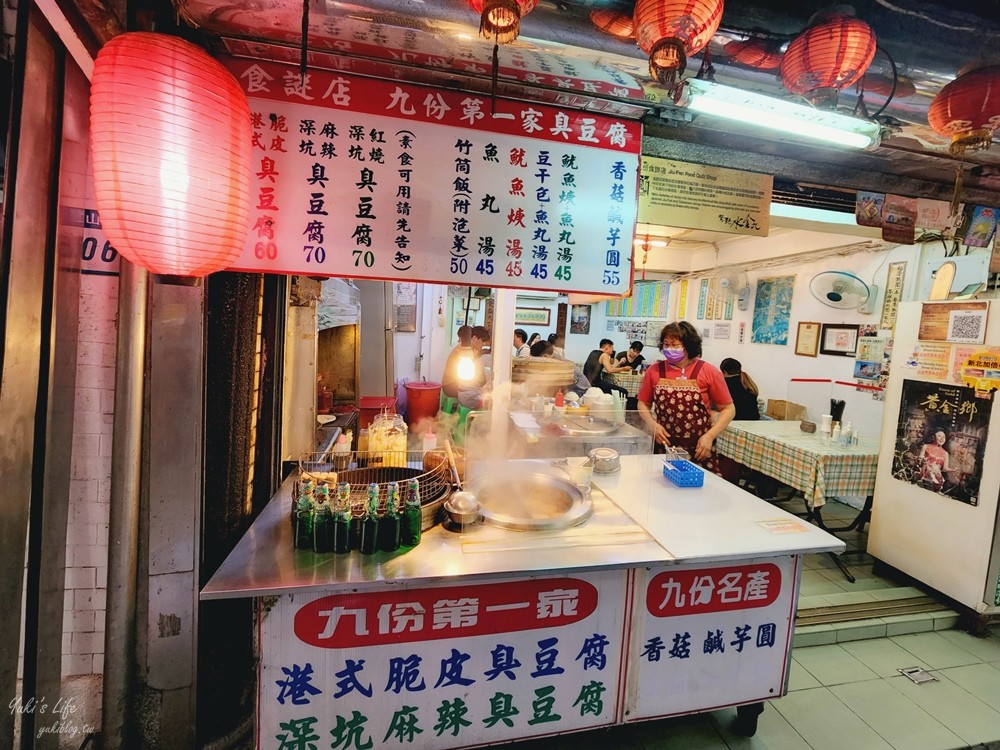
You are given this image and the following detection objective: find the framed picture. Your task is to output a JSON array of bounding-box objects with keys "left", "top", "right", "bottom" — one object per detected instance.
[
  {"left": 794, "top": 321, "right": 820, "bottom": 357},
  {"left": 464, "top": 297, "right": 482, "bottom": 312},
  {"left": 819, "top": 323, "right": 860, "bottom": 356},
  {"left": 514, "top": 307, "right": 550, "bottom": 326},
  {"left": 569, "top": 304, "right": 591, "bottom": 334}
]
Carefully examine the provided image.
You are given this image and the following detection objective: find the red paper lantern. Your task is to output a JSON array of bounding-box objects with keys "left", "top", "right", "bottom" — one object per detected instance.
[
  {"left": 590, "top": 9, "right": 635, "bottom": 40},
  {"left": 467, "top": 0, "right": 538, "bottom": 44},
  {"left": 723, "top": 38, "right": 783, "bottom": 70},
  {"left": 928, "top": 66, "right": 1000, "bottom": 156},
  {"left": 90, "top": 32, "right": 252, "bottom": 279},
  {"left": 780, "top": 13, "right": 876, "bottom": 104},
  {"left": 633, "top": 0, "right": 724, "bottom": 87},
  {"left": 860, "top": 73, "right": 915, "bottom": 99}
]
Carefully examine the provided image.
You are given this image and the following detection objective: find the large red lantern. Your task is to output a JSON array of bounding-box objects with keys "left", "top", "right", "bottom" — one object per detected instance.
[
  {"left": 90, "top": 32, "right": 252, "bottom": 280},
  {"left": 723, "top": 37, "right": 783, "bottom": 70},
  {"left": 633, "top": 0, "right": 724, "bottom": 89},
  {"left": 467, "top": 0, "right": 538, "bottom": 44},
  {"left": 780, "top": 12, "right": 876, "bottom": 105},
  {"left": 590, "top": 9, "right": 635, "bottom": 40},
  {"left": 928, "top": 66, "right": 1000, "bottom": 156}
]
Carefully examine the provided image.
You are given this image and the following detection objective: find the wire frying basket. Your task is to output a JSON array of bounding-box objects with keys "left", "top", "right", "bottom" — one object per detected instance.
[{"left": 298, "top": 450, "right": 453, "bottom": 512}]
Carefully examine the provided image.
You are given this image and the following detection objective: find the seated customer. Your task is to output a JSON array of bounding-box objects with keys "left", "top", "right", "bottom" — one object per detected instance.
[
  {"left": 616, "top": 341, "right": 645, "bottom": 370},
  {"left": 513, "top": 329, "right": 530, "bottom": 357},
  {"left": 720, "top": 358, "right": 760, "bottom": 420},
  {"left": 441, "top": 325, "right": 473, "bottom": 399},
  {"left": 457, "top": 326, "right": 491, "bottom": 409},
  {"left": 547, "top": 333, "right": 565, "bottom": 358},
  {"left": 583, "top": 339, "right": 630, "bottom": 397}
]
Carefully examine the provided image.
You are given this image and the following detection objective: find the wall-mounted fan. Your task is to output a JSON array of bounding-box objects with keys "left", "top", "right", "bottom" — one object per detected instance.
[
  {"left": 809, "top": 270, "right": 871, "bottom": 310},
  {"left": 714, "top": 270, "right": 752, "bottom": 311}
]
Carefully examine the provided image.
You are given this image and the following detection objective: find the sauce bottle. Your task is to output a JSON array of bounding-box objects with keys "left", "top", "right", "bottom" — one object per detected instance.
[
  {"left": 555, "top": 390, "right": 565, "bottom": 407},
  {"left": 333, "top": 482, "right": 352, "bottom": 554},
  {"left": 359, "top": 483, "right": 380, "bottom": 555},
  {"left": 378, "top": 482, "right": 402, "bottom": 552},
  {"left": 400, "top": 479, "right": 422, "bottom": 548}
]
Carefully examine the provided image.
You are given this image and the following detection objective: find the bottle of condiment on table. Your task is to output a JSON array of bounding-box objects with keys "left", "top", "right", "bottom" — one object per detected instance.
[
  {"left": 378, "top": 482, "right": 402, "bottom": 552},
  {"left": 554, "top": 390, "right": 565, "bottom": 407},
  {"left": 359, "top": 483, "right": 380, "bottom": 555},
  {"left": 400, "top": 479, "right": 422, "bottom": 548},
  {"left": 831, "top": 425, "right": 842, "bottom": 445},
  {"left": 333, "top": 482, "right": 352, "bottom": 553},
  {"left": 294, "top": 494, "right": 315, "bottom": 550}
]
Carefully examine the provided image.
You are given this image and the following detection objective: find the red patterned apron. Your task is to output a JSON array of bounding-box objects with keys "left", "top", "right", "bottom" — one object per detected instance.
[{"left": 653, "top": 359, "right": 721, "bottom": 475}]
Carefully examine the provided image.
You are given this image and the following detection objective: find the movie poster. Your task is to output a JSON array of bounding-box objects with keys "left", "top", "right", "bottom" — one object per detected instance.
[{"left": 891, "top": 379, "right": 993, "bottom": 506}]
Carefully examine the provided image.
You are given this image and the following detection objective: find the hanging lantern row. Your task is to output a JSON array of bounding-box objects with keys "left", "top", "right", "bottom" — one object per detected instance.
[
  {"left": 467, "top": 0, "right": 538, "bottom": 44},
  {"left": 90, "top": 32, "right": 252, "bottom": 280},
  {"left": 723, "top": 37, "right": 783, "bottom": 70},
  {"left": 590, "top": 9, "right": 635, "bottom": 40},
  {"left": 780, "top": 11, "right": 877, "bottom": 105},
  {"left": 633, "top": 0, "right": 724, "bottom": 89},
  {"left": 859, "top": 73, "right": 916, "bottom": 100},
  {"left": 928, "top": 65, "right": 1000, "bottom": 156}
]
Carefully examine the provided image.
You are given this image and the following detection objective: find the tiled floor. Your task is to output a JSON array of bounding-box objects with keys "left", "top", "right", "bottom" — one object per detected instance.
[{"left": 511, "top": 499, "right": 1000, "bottom": 750}]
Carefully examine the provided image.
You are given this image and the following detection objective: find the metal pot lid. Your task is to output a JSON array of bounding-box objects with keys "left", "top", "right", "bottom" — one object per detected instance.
[
  {"left": 588, "top": 447, "right": 619, "bottom": 460},
  {"left": 470, "top": 472, "right": 593, "bottom": 531}
]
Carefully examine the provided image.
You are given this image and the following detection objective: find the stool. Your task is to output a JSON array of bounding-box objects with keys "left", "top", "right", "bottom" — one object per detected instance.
[
  {"left": 452, "top": 405, "right": 472, "bottom": 446},
  {"left": 440, "top": 394, "right": 458, "bottom": 414}
]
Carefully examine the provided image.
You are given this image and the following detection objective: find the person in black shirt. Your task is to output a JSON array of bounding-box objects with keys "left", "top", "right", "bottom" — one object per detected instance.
[
  {"left": 615, "top": 341, "right": 645, "bottom": 370},
  {"left": 720, "top": 358, "right": 760, "bottom": 421}
]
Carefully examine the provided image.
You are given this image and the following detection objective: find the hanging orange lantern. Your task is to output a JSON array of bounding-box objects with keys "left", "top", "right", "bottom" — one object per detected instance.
[
  {"left": 90, "top": 32, "right": 252, "bottom": 280},
  {"left": 780, "top": 11, "right": 876, "bottom": 105},
  {"left": 467, "top": 0, "right": 538, "bottom": 44},
  {"left": 860, "top": 73, "right": 915, "bottom": 99},
  {"left": 928, "top": 66, "right": 1000, "bottom": 156},
  {"left": 590, "top": 9, "right": 635, "bottom": 40},
  {"left": 633, "top": 0, "right": 724, "bottom": 89},
  {"left": 723, "top": 37, "right": 783, "bottom": 70}
]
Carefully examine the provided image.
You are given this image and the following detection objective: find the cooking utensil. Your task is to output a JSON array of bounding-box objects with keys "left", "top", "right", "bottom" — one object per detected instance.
[
  {"left": 444, "top": 490, "right": 481, "bottom": 526},
  {"left": 471, "top": 472, "right": 592, "bottom": 531},
  {"left": 443, "top": 438, "right": 463, "bottom": 488},
  {"left": 588, "top": 447, "right": 621, "bottom": 474}
]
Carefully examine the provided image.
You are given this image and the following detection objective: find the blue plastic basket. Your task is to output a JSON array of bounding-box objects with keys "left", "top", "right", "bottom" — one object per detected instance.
[{"left": 662, "top": 459, "right": 704, "bottom": 487}]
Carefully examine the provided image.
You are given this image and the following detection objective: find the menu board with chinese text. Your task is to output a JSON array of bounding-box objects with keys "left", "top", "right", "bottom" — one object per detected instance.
[{"left": 223, "top": 58, "right": 641, "bottom": 295}]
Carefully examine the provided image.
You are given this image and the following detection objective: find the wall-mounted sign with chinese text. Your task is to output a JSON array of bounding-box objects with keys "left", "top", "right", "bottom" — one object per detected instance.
[
  {"left": 637, "top": 157, "right": 772, "bottom": 236},
  {"left": 880, "top": 260, "right": 906, "bottom": 331},
  {"left": 891, "top": 379, "right": 993, "bottom": 506},
  {"left": 223, "top": 58, "right": 641, "bottom": 295},
  {"left": 625, "top": 557, "right": 797, "bottom": 719},
  {"left": 958, "top": 349, "right": 1000, "bottom": 397},
  {"left": 261, "top": 572, "right": 629, "bottom": 749}
]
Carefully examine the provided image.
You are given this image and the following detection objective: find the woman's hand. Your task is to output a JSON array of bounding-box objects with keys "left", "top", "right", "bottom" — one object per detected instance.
[
  {"left": 654, "top": 424, "right": 670, "bottom": 446},
  {"left": 695, "top": 433, "right": 714, "bottom": 461}
]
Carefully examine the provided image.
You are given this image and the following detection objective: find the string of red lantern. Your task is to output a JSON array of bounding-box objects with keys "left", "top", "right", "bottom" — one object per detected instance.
[
  {"left": 90, "top": 32, "right": 252, "bottom": 280},
  {"left": 780, "top": 11, "right": 876, "bottom": 106},
  {"left": 723, "top": 37, "right": 783, "bottom": 70},
  {"left": 633, "top": 0, "right": 725, "bottom": 93},
  {"left": 590, "top": 9, "right": 636, "bottom": 40}
]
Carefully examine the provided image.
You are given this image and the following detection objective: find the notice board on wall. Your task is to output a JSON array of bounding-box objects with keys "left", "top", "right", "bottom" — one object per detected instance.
[{"left": 222, "top": 58, "right": 642, "bottom": 296}]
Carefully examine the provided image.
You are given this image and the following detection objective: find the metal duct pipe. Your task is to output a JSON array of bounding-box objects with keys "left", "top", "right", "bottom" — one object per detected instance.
[{"left": 101, "top": 261, "right": 148, "bottom": 749}]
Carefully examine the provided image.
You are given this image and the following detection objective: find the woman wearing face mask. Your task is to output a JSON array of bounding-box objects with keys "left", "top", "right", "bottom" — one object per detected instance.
[{"left": 637, "top": 321, "right": 735, "bottom": 472}]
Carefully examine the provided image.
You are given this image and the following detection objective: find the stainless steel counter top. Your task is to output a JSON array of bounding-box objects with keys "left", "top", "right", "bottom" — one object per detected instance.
[{"left": 201, "top": 455, "right": 844, "bottom": 600}]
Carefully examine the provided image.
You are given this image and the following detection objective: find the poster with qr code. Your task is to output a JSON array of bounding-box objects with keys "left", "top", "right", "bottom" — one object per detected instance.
[{"left": 918, "top": 301, "right": 989, "bottom": 344}]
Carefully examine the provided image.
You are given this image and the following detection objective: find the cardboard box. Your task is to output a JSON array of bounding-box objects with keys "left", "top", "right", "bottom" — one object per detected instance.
[{"left": 766, "top": 399, "right": 807, "bottom": 421}]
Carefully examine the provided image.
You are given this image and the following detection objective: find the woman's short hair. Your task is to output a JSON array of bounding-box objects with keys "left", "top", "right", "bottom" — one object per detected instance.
[
  {"left": 720, "top": 358, "right": 741, "bottom": 375},
  {"left": 629, "top": 341, "right": 643, "bottom": 353},
  {"left": 530, "top": 340, "right": 553, "bottom": 357},
  {"left": 659, "top": 321, "right": 702, "bottom": 359}
]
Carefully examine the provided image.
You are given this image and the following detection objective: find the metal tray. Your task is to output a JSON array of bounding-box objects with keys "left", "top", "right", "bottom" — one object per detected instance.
[
  {"left": 470, "top": 472, "right": 593, "bottom": 531},
  {"left": 541, "top": 415, "right": 618, "bottom": 436}
]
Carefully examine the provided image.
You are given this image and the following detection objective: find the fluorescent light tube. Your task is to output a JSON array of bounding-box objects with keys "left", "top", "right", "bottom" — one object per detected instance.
[{"left": 684, "top": 79, "right": 881, "bottom": 149}]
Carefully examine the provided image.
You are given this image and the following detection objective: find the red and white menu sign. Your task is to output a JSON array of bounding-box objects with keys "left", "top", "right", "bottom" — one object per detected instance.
[
  {"left": 260, "top": 572, "right": 629, "bottom": 749},
  {"left": 222, "top": 58, "right": 641, "bottom": 294},
  {"left": 625, "top": 557, "right": 799, "bottom": 719}
]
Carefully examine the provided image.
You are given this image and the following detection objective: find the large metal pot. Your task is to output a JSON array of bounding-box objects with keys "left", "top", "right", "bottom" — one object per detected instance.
[{"left": 470, "top": 472, "right": 592, "bottom": 531}]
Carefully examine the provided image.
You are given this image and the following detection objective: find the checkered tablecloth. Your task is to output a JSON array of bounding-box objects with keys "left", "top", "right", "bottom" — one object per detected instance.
[
  {"left": 715, "top": 420, "right": 880, "bottom": 509},
  {"left": 606, "top": 370, "right": 644, "bottom": 397}
]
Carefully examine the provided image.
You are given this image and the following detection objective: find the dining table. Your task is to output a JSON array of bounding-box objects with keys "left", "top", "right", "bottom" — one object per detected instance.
[
  {"left": 605, "top": 369, "right": 644, "bottom": 397},
  {"left": 715, "top": 419, "right": 881, "bottom": 582}
]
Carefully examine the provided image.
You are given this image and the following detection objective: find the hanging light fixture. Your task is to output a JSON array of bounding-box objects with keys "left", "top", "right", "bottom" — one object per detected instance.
[
  {"left": 467, "top": 0, "right": 538, "bottom": 44},
  {"left": 90, "top": 32, "right": 252, "bottom": 281},
  {"left": 590, "top": 9, "right": 635, "bottom": 40},
  {"left": 633, "top": 0, "right": 725, "bottom": 92},
  {"left": 928, "top": 65, "right": 1000, "bottom": 214},
  {"left": 780, "top": 10, "right": 876, "bottom": 106},
  {"left": 723, "top": 37, "right": 783, "bottom": 70}
]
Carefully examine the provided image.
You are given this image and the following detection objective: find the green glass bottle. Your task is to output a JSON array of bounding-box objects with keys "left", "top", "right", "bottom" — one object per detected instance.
[
  {"left": 400, "top": 479, "right": 422, "bottom": 548},
  {"left": 294, "top": 477, "right": 314, "bottom": 529},
  {"left": 378, "top": 482, "right": 402, "bottom": 552},
  {"left": 294, "top": 494, "right": 315, "bottom": 550},
  {"left": 359, "top": 483, "right": 380, "bottom": 555},
  {"left": 312, "top": 501, "right": 334, "bottom": 553},
  {"left": 333, "top": 482, "right": 352, "bottom": 554}
]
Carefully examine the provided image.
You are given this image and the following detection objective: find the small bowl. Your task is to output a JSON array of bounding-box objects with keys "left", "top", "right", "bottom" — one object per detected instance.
[
  {"left": 800, "top": 421, "right": 817, "bottom": 433},
  {"left": 444, "top": 491, "right": 481, "bottom": 525}
]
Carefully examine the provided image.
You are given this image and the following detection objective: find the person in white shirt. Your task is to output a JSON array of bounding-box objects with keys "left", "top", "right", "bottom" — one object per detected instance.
[{"left": 513, "top": 328, "right": 530, "bottom": 357}]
